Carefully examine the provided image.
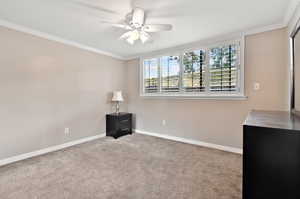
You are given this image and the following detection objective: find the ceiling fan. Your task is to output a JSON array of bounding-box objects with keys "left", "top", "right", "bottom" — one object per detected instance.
[{"left": 103, "top": 8, "right": 173, "bottom": 45}]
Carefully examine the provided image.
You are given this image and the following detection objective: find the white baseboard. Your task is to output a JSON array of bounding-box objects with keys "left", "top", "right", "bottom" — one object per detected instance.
[
  {"left": 0, "top": 131, "right": 242, "bottom": 167},
  {"left": 0, "top": 134, "right": 106, "bottom": 167},
  {"left": 134, "top": 129, "right": 242, "bottom": 154}
]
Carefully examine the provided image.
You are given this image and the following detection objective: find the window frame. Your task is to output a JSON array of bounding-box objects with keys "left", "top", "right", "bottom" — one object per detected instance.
[{"left": 139, "top": 37, "right": 246, "bottom": 100}]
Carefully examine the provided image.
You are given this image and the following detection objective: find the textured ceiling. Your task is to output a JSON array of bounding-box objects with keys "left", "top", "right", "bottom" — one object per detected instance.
[{"left": 0, "top": 0, "right": 293, "bottom": 59}]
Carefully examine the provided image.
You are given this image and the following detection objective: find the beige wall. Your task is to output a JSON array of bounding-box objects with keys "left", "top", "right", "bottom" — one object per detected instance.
[
  {"left": 0, "top": 26, "right": 127, "bottom": 160},
  {"left": 0, "top": 25, "right": 290, "bottom": 159},
  {"left": 126, "top": 28, "right": 289, "bottom": 149}
]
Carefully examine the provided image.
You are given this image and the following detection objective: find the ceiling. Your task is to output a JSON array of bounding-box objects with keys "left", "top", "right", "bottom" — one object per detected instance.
[{"left": 0, "top": 0, "right": 295, "bottom": 59}]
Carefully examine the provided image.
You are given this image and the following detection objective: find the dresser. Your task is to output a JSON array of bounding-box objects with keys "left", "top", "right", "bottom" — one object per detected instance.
[
  {"left": 106, "top": 113, "right": 132, "bottom": 139},
  {"left": 243, "top": 110, "right": 300, "bottom": 199}
]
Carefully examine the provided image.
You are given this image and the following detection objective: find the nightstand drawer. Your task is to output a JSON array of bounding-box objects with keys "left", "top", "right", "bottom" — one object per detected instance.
[
  {"left": 118, "top": 115, "right": 131, "bottom": 122},
  {"left": 119, "top": 121, "right": 130, "bottom": 129},
  {"left": 119, "top": 118, "right": 130, "bottom": 123},
  {"left": 117, "top": 129, "right": 130, "bottom": 137}
]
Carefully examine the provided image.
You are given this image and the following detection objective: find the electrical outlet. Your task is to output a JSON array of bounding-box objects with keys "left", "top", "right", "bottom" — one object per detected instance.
[
  {"left": 254, "top": 82, "right": 260, "bottom": 91},
  {"left": 64, "top": 127, "right": 70, "bottom": 135},
  {"left": 162, "top": 120, "right": 166, "bottom": 126}
]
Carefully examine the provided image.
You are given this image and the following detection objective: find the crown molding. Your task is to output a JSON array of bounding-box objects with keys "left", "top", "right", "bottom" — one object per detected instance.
[
  {"left": 0, "top": 6, "right": 294, "bottom": 62},
  {"left": 243, "top": 23, "right": 286, "bottom": 36},
  {"left": 0, "top": 19, "right": 126, "bottom": 60},
  {"left": 284, "top": 0, "right": 300, "bottom": 26},
  {"left": 124, "top": 22, "right": 287, "bottom": 60}
]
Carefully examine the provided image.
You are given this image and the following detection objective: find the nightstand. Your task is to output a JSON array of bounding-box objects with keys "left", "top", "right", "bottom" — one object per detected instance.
[{"left": 106, "top": 113, "right": 132, "bottom": 139}]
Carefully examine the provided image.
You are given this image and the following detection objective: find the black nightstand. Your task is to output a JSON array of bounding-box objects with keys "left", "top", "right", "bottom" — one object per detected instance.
[{"left": 106, "top": 113, "right": 132, "bottom": 139}]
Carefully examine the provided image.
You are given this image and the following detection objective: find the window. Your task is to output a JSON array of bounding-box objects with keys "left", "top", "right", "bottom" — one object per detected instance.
[
  {"left": 161, "top": 55, "right": 180, "bottom": 92},
  {"left": 182, "top": 50, "right": 206, "bottom": 92},
  {"left": 209, "top": 44, "right": 239, "bottom": 92},
  {"left": 143, "top": 58, "right": 159, "bottom": 93},
  {"left": 141, "top": 39, "right": 244, "bottom": 99}
]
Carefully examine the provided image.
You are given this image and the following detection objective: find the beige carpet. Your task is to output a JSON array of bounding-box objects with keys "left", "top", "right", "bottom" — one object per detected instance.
[{"left": 0, "top": 134, "right": 242, "bottom": 199}]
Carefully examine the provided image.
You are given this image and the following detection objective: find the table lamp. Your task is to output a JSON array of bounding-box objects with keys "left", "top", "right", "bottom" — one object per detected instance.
[{"left": 112, "top": 91, "right": 124, "bottom": 114}]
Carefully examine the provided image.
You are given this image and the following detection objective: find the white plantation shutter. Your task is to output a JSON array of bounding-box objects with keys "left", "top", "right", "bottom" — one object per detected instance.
[
  {"left": 143, "top": 58, "right": 159, "bottom": 93},
  {"left": 208, "top": 43, "right": 240, "bottom": 92},
  {"left": 182, "top": 50, "right": 206, "bottom": 92},
  {"left": 160, "top": 55, "right": 180, "bottom": 92},
  {"left": 141, "top": 39, "right": 243, "bottom": 98}
]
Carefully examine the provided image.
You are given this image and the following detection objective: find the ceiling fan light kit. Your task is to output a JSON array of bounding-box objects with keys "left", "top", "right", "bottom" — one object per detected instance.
[
  {"left": 103, "top": 7, "right": 172, "bottom": 45},
  {"left": 120, "top": 29, "right": 150, "bottom": 45}
]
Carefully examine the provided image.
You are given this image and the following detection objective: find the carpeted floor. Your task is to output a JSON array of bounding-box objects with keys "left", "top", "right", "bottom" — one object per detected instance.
[{"left": 0, "top": 134, "right": 242, "bottom": 199}]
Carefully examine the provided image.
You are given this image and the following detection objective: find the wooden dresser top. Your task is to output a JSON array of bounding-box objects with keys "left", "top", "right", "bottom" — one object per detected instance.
[{"left": 244, "top": 110, "right": 300, "bottom": 131}]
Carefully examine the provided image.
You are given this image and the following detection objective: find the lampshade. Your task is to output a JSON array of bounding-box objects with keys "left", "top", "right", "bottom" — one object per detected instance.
[{"left": 112, "top": 91, "right": 124, "bottom": 102}]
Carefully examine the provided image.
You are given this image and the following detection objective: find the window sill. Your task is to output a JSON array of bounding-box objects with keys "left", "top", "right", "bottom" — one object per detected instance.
[{"left": 140, "top": 93, "right": 248, "bottom": 100}]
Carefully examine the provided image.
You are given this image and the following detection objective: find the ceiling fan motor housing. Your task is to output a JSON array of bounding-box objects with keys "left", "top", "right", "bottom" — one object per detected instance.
[
  {"left": 116, "top": 8, "right": 172, "bottom": 44},
  {"left": 131, "top": 8, "right": 145, "bottom": 28}
]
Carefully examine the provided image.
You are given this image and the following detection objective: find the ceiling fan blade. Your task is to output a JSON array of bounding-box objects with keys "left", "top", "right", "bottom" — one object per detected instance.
[
  {"left": 132, "top": 8, "right": 145, "bottom": 26},
  {"left": 143, "top": 24, "right": 172, "bottom": 32},
  {"left": 112, "top": 24, "right": 133, "bottom": 30},
  {"left": 100, "top": 21, "right": 132, "bottom": 30},
  {"left": 119, "top": 31, "right": 133, "bottom": 40}
]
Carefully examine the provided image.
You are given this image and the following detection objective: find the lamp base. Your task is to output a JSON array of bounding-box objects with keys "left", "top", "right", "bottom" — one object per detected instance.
[{"left": 115, "top": 101, "right": 120, "bottom": 114}]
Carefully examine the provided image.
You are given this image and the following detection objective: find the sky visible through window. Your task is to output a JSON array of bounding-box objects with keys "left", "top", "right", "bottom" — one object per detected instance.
[
  {"left": 161, "top": 56, "right": 180, "bottom": 78},
  {"left": 144, "top": 59, "right": 158, "bottom": 79},
  {"left": 144, "top": 57, "right": 180, "bottom": 78}
]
